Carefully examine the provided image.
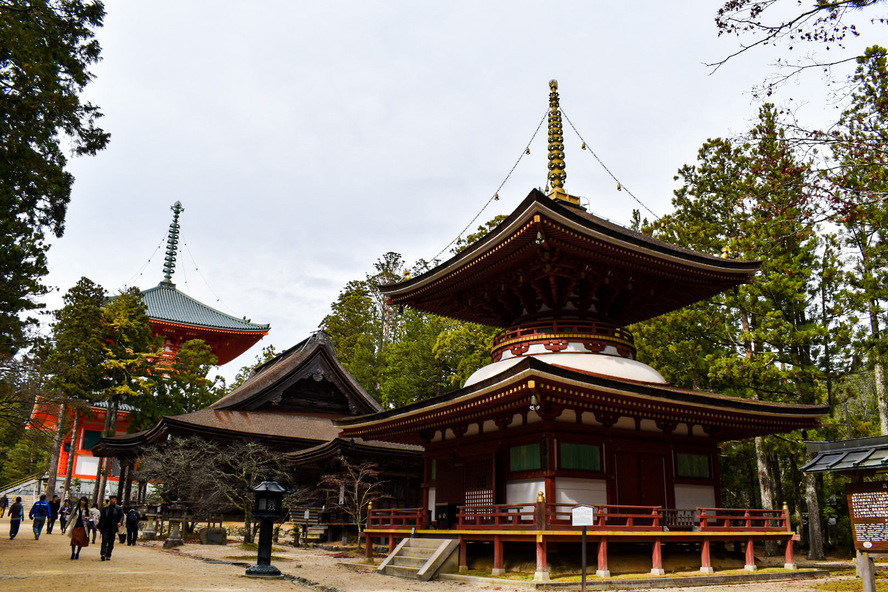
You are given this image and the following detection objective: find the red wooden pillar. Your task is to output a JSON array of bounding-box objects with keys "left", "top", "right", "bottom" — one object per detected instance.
[
  {"left": 784, "top": 537, "right": 797, "bottom": 570},
  {"left": 388, "top": 534, "right": 395, "bottom": 554},
  {"left": 597, "top": 538, "right": 610, "bottom": 577},
  {"left": 459, "top": 536, "right": 468, "bottom": 573},
  {"left": 700, "top": 539, "right": 714, "bottom": 573},
  {"left": 534, "top": 536, "right": 549, "bottom": 581},
  {"left": 492, "top": 536, "right": 505, "bottom": 575},
  {"left": 364, "top": 533, "right": 372, "bottom": 558},
  {"left": 745, "top": 538, "right": 757, "bottom": 571},
  {"left": 651, "top": 538, "right": 664, "bottom": 575}
]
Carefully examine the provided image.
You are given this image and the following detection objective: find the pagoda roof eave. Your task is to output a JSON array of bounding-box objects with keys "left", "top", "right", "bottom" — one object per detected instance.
[
  {"left": 382, "top": 189, "right": 759, "bottom": 304},
  {"left": 336, "top": 357, "right": 827, "bottom": 445},
  {"left": 142, "top": 282, "right": 270, "bottom": 334}
]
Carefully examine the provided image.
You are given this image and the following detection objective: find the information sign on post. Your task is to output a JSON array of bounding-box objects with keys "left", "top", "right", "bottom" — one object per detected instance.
[
  {"left": 571, "top": 506, "right": 596, "bottom": 592},
  {"left": 847, "top": 482, "right": 888, "bottom": 552},
  {"left": 572, "top": 505, "right": 596, "bottom": 526}
]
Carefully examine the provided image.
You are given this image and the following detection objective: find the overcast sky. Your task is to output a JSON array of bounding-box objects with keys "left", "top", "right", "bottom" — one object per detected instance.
[{"left": 41, "top": 1, "right": 875, "bottom": 382}]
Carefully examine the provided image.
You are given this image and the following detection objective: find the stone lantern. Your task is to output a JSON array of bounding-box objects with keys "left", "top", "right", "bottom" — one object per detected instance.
[{"left": 246, "top": 478, "right": 286, "bottom": 577}]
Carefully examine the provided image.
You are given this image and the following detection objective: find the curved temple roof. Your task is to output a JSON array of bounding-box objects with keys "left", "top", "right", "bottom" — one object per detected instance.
[
  {"left": 382, "top": 190, "right": 760, "bottom": 328},
  {"left": 143, "top": 282, "right": 270, "bottom": 333}
]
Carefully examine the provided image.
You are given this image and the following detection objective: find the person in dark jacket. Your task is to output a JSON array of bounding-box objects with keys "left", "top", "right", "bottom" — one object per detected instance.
[
  {"left": 125, "top": 507, "right": 140, "bottom": 545},
  {"left": 59, "top": 499, "right": 72, "bottom": 533},
  {"left": 8, "top": 496, "right": 24, "bottom": 539},
  {"left": 0, "top": 494, "right": 8, "bottom": 518},
  {"left": 46, "top": 495, "right": 61, "bottom": 534},
  {"left": 97, "top": 495, "right": 124, "bottom": 561},
  {"left": 29, "top": 494, "right": 50, "bottom": 539}
]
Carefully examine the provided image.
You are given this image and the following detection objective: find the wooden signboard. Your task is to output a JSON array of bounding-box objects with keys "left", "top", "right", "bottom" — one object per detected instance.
[{"left": 847, "top": 482, "right": 888, "bottom": 552}]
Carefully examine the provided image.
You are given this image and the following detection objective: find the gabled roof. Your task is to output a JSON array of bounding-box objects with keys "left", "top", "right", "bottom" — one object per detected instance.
[
  {"left": 337, "top": 356, "right": 826, "bottom": 446},
  {"left": 382, "top": 190, "right": 760, "bottom": 327},
  {"left": 210, "top": 332, "right": 381, "bottom": 414},
  {"left": 142, "top": 281, "right": 270, "bottom": 333}
]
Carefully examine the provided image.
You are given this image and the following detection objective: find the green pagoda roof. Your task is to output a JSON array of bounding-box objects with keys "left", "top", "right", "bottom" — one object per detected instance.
[{"left": 142, "top": 281, "right": 270, "bottom": 333}]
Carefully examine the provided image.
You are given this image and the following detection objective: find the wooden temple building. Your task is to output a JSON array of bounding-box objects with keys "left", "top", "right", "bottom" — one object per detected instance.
[
  {"left": 94, "top": 333, "right": 423, "bottom": 526},
  {"left": 336, "top": 81, "right": 828, "bottom": 579}
]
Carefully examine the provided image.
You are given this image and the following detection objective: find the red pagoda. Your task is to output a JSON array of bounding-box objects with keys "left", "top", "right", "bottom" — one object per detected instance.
[
  {"left": 144, "top": 201, "right": 270, "bottom": 366},
  {"left": 338, "top": 81, "right": 828, "bottom": 580}
]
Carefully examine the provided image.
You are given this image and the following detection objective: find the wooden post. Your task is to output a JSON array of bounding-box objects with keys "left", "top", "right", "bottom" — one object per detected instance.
[
  {"left": 785, "top": 537, "right": 797, "bottom": 570},
  {"left": 651, "top": 538, "right": 664, "bottom": 575},
  {"left": 745, "top": 538, "right": 757, "bottom": 571},
  {"left": 388, "top": 534, "right": 395, "bottom": 554},
  {"left": 364, "top": 532, "right": 372, "bottom": 558},
  {"left": 596, "top": 538, "right": 610, "bottom": 578},
  {"left": 534, "top": 536, "right": 549, "bottom": 581},
  {"left": 859, "top": 550, "right": 876, "bottom": 592},
  {"left": 700, "top": 539, "right": 714, "bottom": 574},
  {"left": 493, "top": 535, "right": 505, "bottom": 576},
  {"left": 459, "top": 536, "right": 468, "bottom": 573}
]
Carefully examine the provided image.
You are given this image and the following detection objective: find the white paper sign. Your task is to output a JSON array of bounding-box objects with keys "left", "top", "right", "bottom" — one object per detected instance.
[{"left": 572, "top": 505, "right": 596, "bottom": 526}]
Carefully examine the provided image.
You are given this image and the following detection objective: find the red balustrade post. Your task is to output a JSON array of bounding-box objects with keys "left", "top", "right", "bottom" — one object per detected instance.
[
  {"left": 745, "top": 538, "right": 756, "bottom": 571},
  {"left": 493, "top": 535, "right": 505, "bottom": 576},
  {"left": 651, "top": 538, "right": 664, "bottom": 575},
  {"left": 745, "top": 510, "right": 751, "bottom": 529},
  {"left": 785, "top": 537, "right": 797, "bottom": 570},
  {"left": 534, "top": 536, "right": 549, "bottom": 582},
  {"left": 700, "top": 539, "right": 714, "bottom": 574},
  {"left": 596, "top": 538, "right": 610, "bottom": 578}
]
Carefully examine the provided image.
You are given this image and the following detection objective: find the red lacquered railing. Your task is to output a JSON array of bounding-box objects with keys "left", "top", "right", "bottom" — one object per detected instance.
[
  {"left": 457, "top": 504, "right": 538, "bottom": 528},
  {"left": 697, "top": 507, "right": 790, "bottom": 531},
  {"left": 366, "top": 507, "right": 424, "bottom": 528}
]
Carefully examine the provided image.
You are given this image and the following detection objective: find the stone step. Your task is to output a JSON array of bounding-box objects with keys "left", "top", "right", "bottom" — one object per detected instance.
[
  {"left": 391, "top": 556, "right": 428, "bottom": 568},
  {"left": 383, "top": 564, "right": 421, "bottom": 578}
]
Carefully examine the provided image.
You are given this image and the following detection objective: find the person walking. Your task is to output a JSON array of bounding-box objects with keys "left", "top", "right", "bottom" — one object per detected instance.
[
  {"left": 67, "top": 496, "right": 90, "bottom": 559},
  {"left": 8, "top": 496, "right": 24, "bottom": 539},
  {"left": 97, "top": 495, "right": 124, "bottom": 561},
  {"left": 88, "top": 503, "right": 100, "bottom": 544},
  {"left": 28, "top": 494, "right": 50, "bottom": 539},
  {"left": 0, "top": 494, "right": 8, "bottom": 518},
  {"left": 125, "top": 506, "right": 140, "bottom": 546},
  {"left": 59, "top": 499, "right": 72, "bottom": 533},
  {"left": 47, "top": 494, "right": 61, "bottom": 534}
]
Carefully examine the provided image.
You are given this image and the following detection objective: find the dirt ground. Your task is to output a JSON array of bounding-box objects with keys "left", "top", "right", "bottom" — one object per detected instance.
[{"left": 0, "top": 519, "right": 862, "bottom": 592}]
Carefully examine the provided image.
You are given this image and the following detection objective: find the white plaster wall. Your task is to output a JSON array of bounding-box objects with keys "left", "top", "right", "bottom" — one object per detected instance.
[
  {"left": 427, "top": 487, "right": 436, "bottom": 509},
  {"left": 555, "top": 478, "right": 608, "bottom": 506},
  {"left": 674, "top": 483, "right": 716, "bottom": 509},
  {"left": 76, "top": 455, "right": 99, "bottom": 476},
  {"left": 506, "top": 479, "right": 545, "bottom": 505}
]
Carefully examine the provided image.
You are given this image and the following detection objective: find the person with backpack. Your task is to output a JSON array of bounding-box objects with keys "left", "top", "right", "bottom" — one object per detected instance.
[
  {"left": 29, "top": 494, "right": 51, "bottom": 539},
  {"left": 125, "top": 506, "right": 140, "bottom": 545},
  {"left": 8, "top": 496, "right": 24, "bottom": 539}
]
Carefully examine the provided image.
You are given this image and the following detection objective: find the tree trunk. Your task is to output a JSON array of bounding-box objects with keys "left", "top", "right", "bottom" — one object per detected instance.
[
  {"left": 92, "top": 456, "right": 105, "bottom": 506},
  {"left": 755, "top": 436, "right": 779, "bottom": 555},
  {"left": 806, "top": 470, "right": 825, "bottom": 560},
  {"left": 45, "top": 403, "right": 67, "bottom": 498},
  {"left": 62, "top": 410, "right": 80, "bottom": 501}
]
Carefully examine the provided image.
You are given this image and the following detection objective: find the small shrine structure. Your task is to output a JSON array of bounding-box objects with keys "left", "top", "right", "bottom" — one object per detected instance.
[{"left": 338, "top": 81, "right": 828, "bottom": 579}]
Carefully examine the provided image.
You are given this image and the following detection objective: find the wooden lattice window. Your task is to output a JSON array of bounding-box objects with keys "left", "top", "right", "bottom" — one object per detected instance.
[{"left": 464, "top": 459, "right": 494, "bottom": 507}]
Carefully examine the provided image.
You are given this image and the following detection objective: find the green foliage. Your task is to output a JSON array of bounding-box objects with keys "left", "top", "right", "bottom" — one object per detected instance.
[
  {"left": 128, "top": 339, "right": 222, "bottom": 432},
  {"left": 0, "top": 0, "right": 109, "bottom": 355},
  {"left": 321, "top": 251, "right": 496, "bottom": 408},
  {"left": 43, "top": 277, "right": 107, "bottom": 402}
]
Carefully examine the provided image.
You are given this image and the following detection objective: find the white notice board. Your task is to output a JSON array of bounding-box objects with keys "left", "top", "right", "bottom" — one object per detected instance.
[{"left": 572, "top": 505, "right": 596, "bottom": 526}]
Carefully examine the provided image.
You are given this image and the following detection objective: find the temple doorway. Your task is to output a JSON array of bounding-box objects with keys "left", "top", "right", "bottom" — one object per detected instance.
[{"left": 615, "top": 451, "right": 667, "bottom": 507}]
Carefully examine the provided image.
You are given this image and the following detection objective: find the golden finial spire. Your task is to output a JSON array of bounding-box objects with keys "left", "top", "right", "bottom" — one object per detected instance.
[
  {"left": 547, "top": 80, "right": 566, "bottom": 190},
  {"left": 546, "top": 80, "right": 581, "bottom": 206}
]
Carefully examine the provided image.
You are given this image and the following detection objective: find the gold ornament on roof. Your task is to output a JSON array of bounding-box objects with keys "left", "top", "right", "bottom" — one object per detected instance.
[{"left": 546, "top": 80, "right": 580, "bottom": 206}]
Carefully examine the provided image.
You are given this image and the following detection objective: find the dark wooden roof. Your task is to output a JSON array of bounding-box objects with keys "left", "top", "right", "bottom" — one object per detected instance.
[
  {"left": 337, "top": 356, "right": 827, "bottom": 446},
  {"left": 803, "top": 436, "right": 888, "bottom": 475},
  {"left": 382, "top": 190, "right": 760, "bottom": 328},
  {"left": 93, "top": 333, "right": 381, "bottom": 456}
]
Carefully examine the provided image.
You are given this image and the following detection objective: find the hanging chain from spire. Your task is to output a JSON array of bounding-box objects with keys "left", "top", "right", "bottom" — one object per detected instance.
[{"left": 162, "top": 201, "right": 184, "bottom": 284}]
